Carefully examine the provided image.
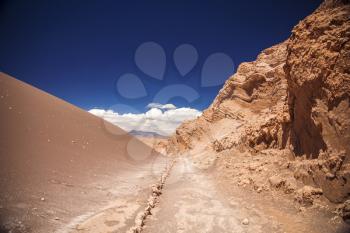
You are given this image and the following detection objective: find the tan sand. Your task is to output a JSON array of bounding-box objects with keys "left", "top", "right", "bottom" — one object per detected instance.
[{"left": 0, "top": 72, "right": 168, "bottom": 232}]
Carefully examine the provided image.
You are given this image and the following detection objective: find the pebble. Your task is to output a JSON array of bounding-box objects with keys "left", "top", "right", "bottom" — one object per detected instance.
[
  {"left": 242, "top": 218, "right": 249, "bottom": 225},
  {"left": 326, "top": 172, "right": 335, "bottom": 179},
  {"left": 40, "top": 197, "right": 45, "bottom": 201}
]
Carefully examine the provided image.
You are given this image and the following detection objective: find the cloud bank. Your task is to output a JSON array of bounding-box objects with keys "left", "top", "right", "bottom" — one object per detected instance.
[{"left": 89, "top": 103, "right": 201, "bottom": 136}]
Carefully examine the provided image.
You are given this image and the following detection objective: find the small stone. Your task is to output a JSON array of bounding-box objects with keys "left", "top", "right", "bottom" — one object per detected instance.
[
  {"left": 8, "top": 106, "right": 12, "bottom": 110},
  {"left": 295, "top": 186, "right": 323, "bottom": 206},
  {"left": 229, "top": 200, "right": 238, "bottom": 207},
  {"left": 268, "top": 175, "right": 285, "bottom": 188},
  {"left": 145, "top": 206, "right": 151, "bottom": 213},
  {"left": 40, "top": 197, "right": 45, "bottom": 201},
  {"left": 54, "top": 217, "right": 60, "bottom": 220},
  {"left": 242, "top": 218, "right": 249, "bottom": 225},
  {"left": 326, "top": 172, "right": 335, "bottom": 179},
  {"left": 47, "top": 139, "right": 51, "bottom": 143}
]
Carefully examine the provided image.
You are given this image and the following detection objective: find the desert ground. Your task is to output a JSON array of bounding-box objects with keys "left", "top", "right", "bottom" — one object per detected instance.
[
  {"left": 0, "top": 72, "right": 349, "bottom": 233},
  {"left": 1, "top": 0, "right": 350, "bottom": 232},
  {"left": 0, "top": 73, "right": 170, "bottom": 232}
]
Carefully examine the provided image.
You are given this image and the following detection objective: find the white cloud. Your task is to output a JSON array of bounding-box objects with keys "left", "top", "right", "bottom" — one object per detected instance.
[
  {"left": 146, "top": 103, "right": 177, "bottom": 110},
  {"left": 89, "top": 104, "right": 201, "bottom": 136}
]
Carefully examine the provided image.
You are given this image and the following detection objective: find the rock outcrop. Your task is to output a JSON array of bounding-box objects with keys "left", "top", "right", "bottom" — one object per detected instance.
[
  {"left": 285, "top": 0, "right": 350, "bottom": 203},
  {"left": 166, "top": 0, "right": 350, "bottom": 204},
  {"left": 167, "top": 41, "right": 289, "bottom": 154}
]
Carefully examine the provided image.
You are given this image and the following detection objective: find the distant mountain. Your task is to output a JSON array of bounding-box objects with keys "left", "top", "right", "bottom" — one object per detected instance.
[{"left": 129, "top": 130, "right": 168, "bottom": 138}]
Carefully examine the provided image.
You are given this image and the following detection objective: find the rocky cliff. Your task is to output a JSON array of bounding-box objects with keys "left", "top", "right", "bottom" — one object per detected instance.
[{"left": 166, "top": 0, "right": 350, "bottom": 204}]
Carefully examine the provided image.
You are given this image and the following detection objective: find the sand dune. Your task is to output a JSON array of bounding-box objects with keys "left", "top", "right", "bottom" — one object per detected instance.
[{"left": 0, "top": 73, "right": 166, "bottom": 232}]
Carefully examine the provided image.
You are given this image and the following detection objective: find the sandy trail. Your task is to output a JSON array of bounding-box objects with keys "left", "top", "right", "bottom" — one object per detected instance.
[
  {"left": 143, "top": 156, "right": 350, "bottom": 233},
  {"left": 63, "top": 156, "right": 349, "bottom": 233},
  {"left": 142, "top": 158, "right": 281, "bottom": 233}
]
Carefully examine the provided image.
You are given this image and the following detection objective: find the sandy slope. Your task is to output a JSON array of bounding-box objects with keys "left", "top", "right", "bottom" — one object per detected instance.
[{"left": 0, "top": 73, "right": 168, "bottom": 233}]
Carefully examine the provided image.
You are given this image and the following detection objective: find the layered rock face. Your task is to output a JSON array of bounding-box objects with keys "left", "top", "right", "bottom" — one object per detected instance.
[
  {"left": 168, "top": 41, "right": 289, "bottom": 154},
  {"left": 166, "top": 0, "right": 350, "bottom": 203}
]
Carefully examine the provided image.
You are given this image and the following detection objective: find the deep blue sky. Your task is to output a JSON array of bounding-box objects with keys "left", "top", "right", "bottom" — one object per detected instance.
[{"left": 0, "top": 0, "right": 322, "bottom": 112}]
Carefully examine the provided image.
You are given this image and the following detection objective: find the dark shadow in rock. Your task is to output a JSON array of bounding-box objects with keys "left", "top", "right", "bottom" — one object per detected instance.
[
  {"left": 0, "top": 226, "right": 8, "bottom": 233},
  {"left": 287, "top": 78, "right": 327, "bottom": 158}
]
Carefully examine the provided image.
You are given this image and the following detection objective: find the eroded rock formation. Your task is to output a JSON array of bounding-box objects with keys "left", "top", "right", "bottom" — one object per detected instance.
[
  {"left": 166, "top": 0, "right": 350, "bottom": 203},
  {"left": 285, "top": 0, "right": 350, "bottom": 202}
]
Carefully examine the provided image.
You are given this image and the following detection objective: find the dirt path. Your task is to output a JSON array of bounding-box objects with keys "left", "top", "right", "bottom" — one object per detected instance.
[
  {"left": 142, "top": 157, "right": 350, "bottom": 233},
  {"left": 142, "top": 158, "right": 281, "bottom": 233},
  {"left": 64, "top": 156, "right": 349, "bottom": 233}
]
